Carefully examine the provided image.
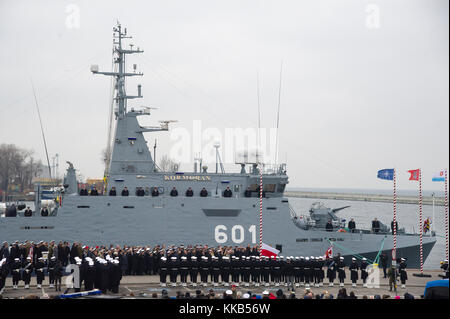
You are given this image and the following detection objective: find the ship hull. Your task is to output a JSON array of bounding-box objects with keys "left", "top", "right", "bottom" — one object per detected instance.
[{"left": 0, "top": 196, "right": 435, "bottom": 268}]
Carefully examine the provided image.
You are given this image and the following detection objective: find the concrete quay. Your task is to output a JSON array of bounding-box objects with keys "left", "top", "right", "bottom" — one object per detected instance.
[{"left": 0, "top": 269, "right": 446, "bottom": 299}]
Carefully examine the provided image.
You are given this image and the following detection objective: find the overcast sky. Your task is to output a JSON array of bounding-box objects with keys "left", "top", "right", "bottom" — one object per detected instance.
[{"left": 0, "top": 0, "right": 448, "bottom": 191}]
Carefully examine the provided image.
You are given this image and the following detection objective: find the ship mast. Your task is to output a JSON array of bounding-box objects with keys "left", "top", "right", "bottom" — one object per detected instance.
[
  {"left": 91, "top": 22, "right": 173, "bottom": 184},
  {"left": 91, "top": 22, "right": 144, "bottom": 117}
]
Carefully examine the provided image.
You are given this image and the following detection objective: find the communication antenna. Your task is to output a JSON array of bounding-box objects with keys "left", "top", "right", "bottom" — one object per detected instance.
[
  {"left": 214, "top": 142, "right": 225, "bottom": 174},
  {"left": 274, "top": 61, "right": 283, "bottom": 167},
  {"left": 31, "top": 79, "right": 52, "bottom": 180},
  {"left": 256, "top": 72, "right": 262, "bottom": 165}
]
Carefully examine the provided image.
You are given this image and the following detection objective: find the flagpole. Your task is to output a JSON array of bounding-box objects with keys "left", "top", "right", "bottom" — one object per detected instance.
[
  {"left": 431, "top": 192, "right": 435, "bottom": 237},
  {"left": 419, "top": 169, "right": 423, "bottom": 274},
  {"left": 259, "top": 163, "right": 263, "bottom": 255},
  {"left": 393, "top": 168, "right": 397, "bottom": 267},
  {"left": 445, "top": 169, "right": 448, "bottom": 261}
]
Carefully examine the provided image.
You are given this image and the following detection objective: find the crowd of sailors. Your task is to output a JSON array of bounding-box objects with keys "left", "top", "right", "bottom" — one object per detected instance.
[
  {"left": 79, "top": 185, "right": 255, "bottom": 198},
  {"left": 2, "top": 241, "right": 445, "bottom": 296}
]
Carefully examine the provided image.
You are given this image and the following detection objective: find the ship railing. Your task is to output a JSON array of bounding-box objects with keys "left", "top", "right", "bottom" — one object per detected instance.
[{"left": 261, "top": 163, "right": 287, "bottom": 175}]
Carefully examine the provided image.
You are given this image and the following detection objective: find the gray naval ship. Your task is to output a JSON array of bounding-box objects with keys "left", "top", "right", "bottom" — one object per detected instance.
[{"left": 0, "top": 23, "right": 436, "bottom": 268}]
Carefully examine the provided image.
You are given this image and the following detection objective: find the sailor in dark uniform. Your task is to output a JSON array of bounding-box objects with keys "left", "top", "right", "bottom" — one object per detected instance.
[
  {"left": 211, "top": 256, "right": 221, "bottom": 286},
  {"left": 179, "top": 256, "right": 189, "bottom": 286},
  {"left": 391, "top": 220, "right": 398, "bottom": 235},
  {"left": 399, "top": 258, "right": 408, "bottom": 289},
  {"left": 269, "top": 256, "right": 276, "bottom": 285},
  {"left": 151, "top": 187, "right": 159, "bottom": 197},
  {"left": 230, "top": 256, "right": 239, "bottom": 286},
  {"left": 185, "top": 187, "right": 194, "bottom": 197},
  {"left": 159, "top": 256, "right": 168, "bottom": 287},
  {"left": 24, "top": 207, "right": 33, "bottom": 217},
  {"left": 99, "top": 259, "right": 110, "bottom": 293},
  {"left": 337, "top": 256, "right": 346, "bottom": 287},
  {"left": 251, "top": 256, "right": 261, "bottom": 286},
  {"left": 349, "top": 257, "right": 359, "bottom": 287},
  {"left": 326, "top": 257, "right": 336, "bottom": 286},
  {"left": 109, "top": 187, "right": 117, "bottom": 196},
  {"left": 11, "top": 258, "right": 21, "bottom": 289},
  {"left": 372, "top": 218, "right": 381, "bottom": 233},
  {"left": 440, "top": 259, "right": 449, "bottom": 278},
  {"left": 189, "top": 256, "right": 199, "bottom": 286},
  {"left": 292, "top": 257, "right": 300, "bottom": 287},
  {"left": 244, "top": 187, "right": 252, "bottom": 197},
  {"left": 223, "top": 187, "right": 233, "bottom": 197},
  {"left": 279, "top": 256, "right": 286, "bottom": 282},
  {"left": 79, "top": 186, "right": 88, "bottom": 196},
  {"left": 303, "top": 257, "right": 311, "bottom": 288},
  {"left": 35, "top": 257, "right": 46, "bottom": 288},
  {"left": 238, "top": 256, "right": 246, "bottom": 285},
  {"left": 169, "top": 256, "right": 179, "bottom": 287},
  {"left": 360, "top": 257, "right": 369, "bottom": 287},
  {"left": 326, "top": 220, "right": 333, "bottom": 231},
  {"left": 314, "top": 257, "right": 323, "bottom": 287},
  {"left": 220, "top": 256, "right": 231, "bottom": 286},
  {"left": 199, "top": 256, "right": 210, "bottom": 287},
  {"left": 47, "top": 256, "right": 57, "bottom": 288},
  {"left": 273, "top": 256, "right": 282, "bottom": 286},
  {"left": 40, "top": 206, "right": 49, "bottom": 217},
  {"left": 200, "top": 187, "right": 208, "bottom": 197},
  {"left": 0, "top": 258, "right": 8, "bottom": 295},
  {"left": 110, "top": 259, "right": 122, "bottom": 293},
  {"left": 243, "top": 256, "right": 252, "bottom": 287},
  {"left": 121, "top": 187, "right": 129, "bottom": 196},
  {"left": 22, "top": 256, "right": 33, "bottom": 289},
  {"left": 84, "top": 258, "right": 96, "bottom": 290},
  {"left": 261, "top": 256, "right": 271, "bottom": 286},
  {"left": 170, "top": 187, "right": 178, "bottom": 197},
  {"left": 283, "top": 257, "right": 294, "bottom": 288},
  {"left": 348, "top": 218, "right": 356, "bottom": 233},
  {"left": 90, "top": 186, "right": 99, "bottom": 196}
]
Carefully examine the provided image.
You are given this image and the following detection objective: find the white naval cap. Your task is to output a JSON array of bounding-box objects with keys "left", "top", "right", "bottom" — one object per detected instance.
[
  {"left": 305, "top": 257, "right": 309, "bottom": 260},
  {"left": 191, "top": 256, "right": 197, "bottom": 259},
  {"left": 76, "top": 260, "right": 82, "bottom": 265},
  {"left": 51, "top": 256, "right": 56, "bottom": 260},
  {"left": 362, "top": 258, "right": 367, "bottom": 261},
  {"left": 340, "top": 257, "right": 344, "bottom": 260},
  {"left": 14, "top": 258, "right": 20, "bottom": 261},
  {"left": 161, "top": 257, "right": 167, "bottom": 261},
  {"left": 223, "top": 256, "right": 229, "bottom": 259},
  {"left": 225, "top": 290, "right": 232, "bottom": 295},
  {"left": 352, "top": 257, "right": 356, "bottom": 261},
  {"left": 181, "top": 256, "right": 187, "bottom": 260},
  {"left": 171, "top": 257, "right": 177, "bottom": 260},
  {"left": 243, "top": 293, "right": 250, "bottom": 299},
  {"left": 27, "top": 256, "right": 31, "bottom": 260},
  {"left": 262, "top": 290, "right": 269, "bottom": 295},
  {"left": 88, "top": 261, "right": 94, "bottom": 266}
]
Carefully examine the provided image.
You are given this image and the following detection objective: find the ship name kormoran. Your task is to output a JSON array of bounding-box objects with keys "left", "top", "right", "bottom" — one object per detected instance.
[{"left": 164, "top": 175, "right": 212, "bottom": 181}]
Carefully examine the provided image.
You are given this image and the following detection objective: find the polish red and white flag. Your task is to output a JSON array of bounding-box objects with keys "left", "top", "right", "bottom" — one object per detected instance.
[
  {"left": 261, "top": 243, "right": 280, "bottom": 258},
  {"left": 325, "top": 246, "right": 333, "bottom": 259}
]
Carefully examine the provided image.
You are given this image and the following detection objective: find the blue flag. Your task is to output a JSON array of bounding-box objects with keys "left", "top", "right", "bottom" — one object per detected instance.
[{"left": 377, "top": 169, "right": 394, "bottom": 180}]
